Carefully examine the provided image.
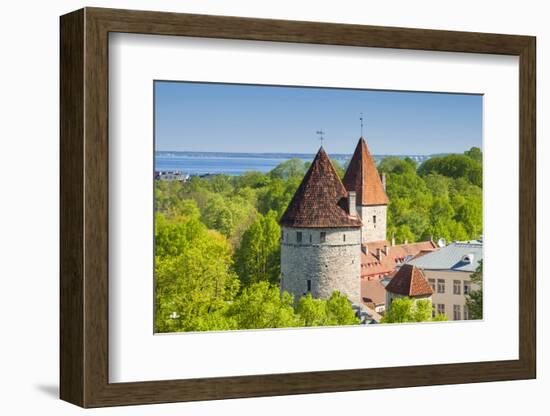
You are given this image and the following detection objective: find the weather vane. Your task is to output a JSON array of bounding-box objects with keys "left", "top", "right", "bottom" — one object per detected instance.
[
  {"left": 316, "top": 129, "right": 326, "bottom": 147},
  {"left": 360, "top": 112, "right": 365, "bottom": 137}
]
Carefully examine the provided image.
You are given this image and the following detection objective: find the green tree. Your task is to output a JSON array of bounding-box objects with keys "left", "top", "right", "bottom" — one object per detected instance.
[
  {"left": 234, "top": 211, "right": 281, "bottom": 287},
  {"left": 325, "top": 291, "right": 360, "bottom": 325},
  {"left": 227, "top": 282, "right": 300, "bottom": 329},
  {"left": 296, "top": 292, "right": 359, "bottom": 326},
  {"left": 465, "top": 260, "right": 483, "bottom": 319},
  {"left": 381, "top": 297, "right": 447, "bottom": 323},
  {"left": 154, "top": 213, "right": 239, "bottom": 333},
  {"left": 269, "top": 158, "right": 307, "bottom": 180},
  {"left": 378, "top": 156, "right": 416, "bottom": 175},
  {"left": 418, "top": 154, "right": 482, "bottom": 187},
  {"left": 296, "top": 295, "right": 328, "bottom": 326},
  {"left": 464, "top": 146, "right": 483, "bottom": 162}
]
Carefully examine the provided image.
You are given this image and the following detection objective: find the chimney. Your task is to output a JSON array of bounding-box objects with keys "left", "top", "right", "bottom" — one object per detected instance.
[
  {"left": 380, "top": 173, "right": 387, "bottom": 191},
  {"left": 376, "top": 248, "right": 382, "bottom": 259},
  {"left": 383, "top": 244, "right": 389, "bottom": 256},
  {"left": 391, "top": 232, "right": 396, "bottom": 247},
  {"left": 348, "top": 191, "right": 357, "bottom": 217}
]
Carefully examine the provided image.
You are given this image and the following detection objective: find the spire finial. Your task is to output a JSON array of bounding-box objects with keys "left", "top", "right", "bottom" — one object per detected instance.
[
  {"left": 316, "top": 129, "right": 325, "bottom": 147},
  {"left": 360, "top": 112, "right": 364, "bottom": 137}
]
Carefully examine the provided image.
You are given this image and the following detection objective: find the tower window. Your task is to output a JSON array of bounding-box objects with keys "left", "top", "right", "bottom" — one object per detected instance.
[
  {"left": 307, "top": 280, "right": 311, "bottom": 291},
  {"left": 373, "top": 215, "right": 377, "bottom": 224},
  {"left": 296, "top": 232, "right": 302, "bottom": 243},
  {"left": 320, "top": 232, "right": 326, "bottom": 243}
]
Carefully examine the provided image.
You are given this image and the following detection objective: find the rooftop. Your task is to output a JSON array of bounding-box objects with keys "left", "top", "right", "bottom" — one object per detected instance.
[
  {"left": 361, "top": 240, "right": 438, "bottom": 277},
  {"left": 342, "top": 137, "right": 388, "bottom": 206},
  {"left": 280, "top": 147, "right": 362, "bottom": 228},
  {"left": 407, "top": 240, "right": 482, "bottom": 272},
  {"left": 385, "top": 264, "right": 433, "bottom": 297}
]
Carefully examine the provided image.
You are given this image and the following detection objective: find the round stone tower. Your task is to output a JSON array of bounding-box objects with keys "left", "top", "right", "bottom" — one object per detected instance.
[{"left": 279, "top": 147, "right": 362, "bottom": 304}]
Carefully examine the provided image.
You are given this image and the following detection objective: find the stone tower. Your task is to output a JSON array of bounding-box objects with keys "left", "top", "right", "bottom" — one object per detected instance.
[
  {"left": 342, "top": 137, "right": 389, "bottom": 243},
  {"left": 279, "top": 147, "right": 362, "bottom": 304}
]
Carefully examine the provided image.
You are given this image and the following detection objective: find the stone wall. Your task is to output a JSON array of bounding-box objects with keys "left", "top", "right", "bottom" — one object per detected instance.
[
  {"left": 358, "top": 204, "right": 387, "bottom": 243},
  {"left": 280, "top": 226, "right": 361, "bottom": 304}
]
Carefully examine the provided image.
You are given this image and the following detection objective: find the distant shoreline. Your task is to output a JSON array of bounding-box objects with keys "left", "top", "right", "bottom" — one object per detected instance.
[{"left": 155, "top": 150, "right": 449, "bottom": 159}]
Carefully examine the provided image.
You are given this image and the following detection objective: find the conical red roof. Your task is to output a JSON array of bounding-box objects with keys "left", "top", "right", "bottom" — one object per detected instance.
[
  {"left": 280, "top": 147, "right": 362, "bottom": 228},
  {"left": 343, "top": 137, "right": 388, "bottom": 206},
  {"left": 385, "top": 264, "right": 433, "bottom": 297}
]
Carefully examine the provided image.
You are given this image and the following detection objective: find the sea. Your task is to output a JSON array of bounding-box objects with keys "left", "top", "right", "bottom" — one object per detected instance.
[{"left": 154, "top": 151, "right": 431, "bottom": 176}]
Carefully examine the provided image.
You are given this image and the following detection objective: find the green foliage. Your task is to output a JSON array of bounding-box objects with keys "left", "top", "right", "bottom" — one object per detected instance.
[
  {"left": 382, "top": 150, "right": 482, "bottom": 243},
  {"left": 234, "top": 211, "right": 281, "bottom": 287},
  {"left": 378, "top": 156, "right": 417, "bottom": 175},
  {"left": 466, "top": 260, "right": 483, "bottom": 319},
  {"left": 464, "top": 146, "right": 482, "bottom": 162},
  {"left": 154, "top": 213, "right": 239, "bottom": 333},
  {"left": 257, "top": 177, "right": 301, "bottom": 218},
  {"left": 269, "top": 158, "right": 307, "bottom": 180},
  {"left": 418, "top": 152, "right": 482, "bottom": 187},
  {"left": 226, "top": 282, "right": 301, "bottom": 329},
  {"left": 325, "top": 291, "right": 361, "bottom": 325},
  {"left": 153, "top": 149, "right": 480, "bottom": 333},
  {"left": 381, "top": 297, "right": 447, "bottom": 323},
  {"left": 296, "top": 292, "right": 359, "bottom": 326}
]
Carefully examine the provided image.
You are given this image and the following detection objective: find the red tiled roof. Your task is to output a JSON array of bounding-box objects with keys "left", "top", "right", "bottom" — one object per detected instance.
[
  {"left": 280, "top": 147, "right": 363, "bottom": 228},
  {"left": 361, "top": 279, "right": 386, "bottom": 306},
  {"left": 385, "top": 264, "right": 433, "bottom": 297},
  {"left": 342, "top": 137, "right": 388, "bottom": 206},
  {"left": 361, "top": 240, "right": 438, "bottom": 278}
]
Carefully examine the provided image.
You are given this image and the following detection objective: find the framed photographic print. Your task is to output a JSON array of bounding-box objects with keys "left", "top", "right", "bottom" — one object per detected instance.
[{"left": 60, "top": 7, "right": 536, "bottom": 408}]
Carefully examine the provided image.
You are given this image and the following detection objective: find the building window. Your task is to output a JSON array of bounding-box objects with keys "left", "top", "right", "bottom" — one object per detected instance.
[
  {"left": 296, "top": 232, "right": 302, "bottom": 243},
  {"left": 428, "top": 278, "right": 436, "bottom": 291},
  {"left": 464, "top": 305, "right": 470, "bottom": 320},
  {"left": 343, "top": 234, "right": 346, "bottom": 242},
  {"left": 437, "top": 304, "right": 445, "bottom": 315},
  {"left": 320, "top": 231, "right": 326, "bottom": 243},
  {"left": 373, "top": 215, "right": 377, "bottom": 224},
  {"left": 307, "top": 280, "right": 311, "bottom": 292},
  {"left": 309, "top": 234, "right": 312, "bottom": 243},
  {"left": 464, "top": 280, "right": 471, "bottom": 295},
  {"left": 453, "top": 304, "right": 461, "bottom": 320},
  {"left": 453, "top": 280, "right": 461, "bottom": 295},
  {"left": 437, "top": 279, "right": 445, "bottom": 294}
]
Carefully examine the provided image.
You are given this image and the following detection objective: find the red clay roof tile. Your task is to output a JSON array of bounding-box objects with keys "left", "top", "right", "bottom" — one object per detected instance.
[
  {"left": 385, "top": 264, "right": 433, "bottom": 297},
  {"left": 280, "top": 147, "right": 362, "bottom": 228},
  {"left": 343, "top": 137, "right": 388, "bottom": 206}
]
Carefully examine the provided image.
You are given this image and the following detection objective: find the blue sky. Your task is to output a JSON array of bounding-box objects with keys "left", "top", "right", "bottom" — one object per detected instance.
[{"left": 154, "top": 81, "right": 482, "bottom": 155}]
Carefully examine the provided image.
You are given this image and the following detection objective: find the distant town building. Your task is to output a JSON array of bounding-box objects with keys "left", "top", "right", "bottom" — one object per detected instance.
[
  {"left": 384, "top": 264, "right": 434, "bottom": 307},
  {"left": 407, "top": 240, "right": 482, "bottom": 320},
  {"left": 154, "top": 170, "right": 189, "bottom": 182}
]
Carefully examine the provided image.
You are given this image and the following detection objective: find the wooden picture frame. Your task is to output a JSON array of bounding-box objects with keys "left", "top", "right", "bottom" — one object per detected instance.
[{"left": 60, "top": 7, "right": 536, "bottom": 408}]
